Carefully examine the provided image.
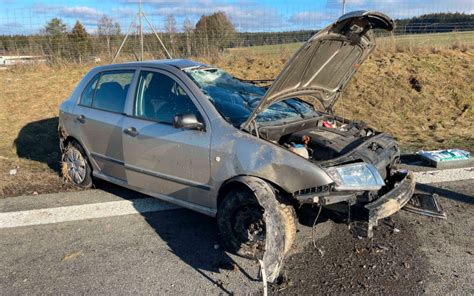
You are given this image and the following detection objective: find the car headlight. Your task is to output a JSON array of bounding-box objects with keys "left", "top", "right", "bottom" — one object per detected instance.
[{"left": 325, "top": 163, "right": 385, "bottom": 191}]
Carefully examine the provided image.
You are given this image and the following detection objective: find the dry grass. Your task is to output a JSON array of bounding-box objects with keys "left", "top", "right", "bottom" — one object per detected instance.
[{"left": 0, "top": 46, "right": 473, "bottom": 197}]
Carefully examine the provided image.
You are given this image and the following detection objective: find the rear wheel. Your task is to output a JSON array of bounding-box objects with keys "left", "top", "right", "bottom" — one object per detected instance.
[
  {"left": 217, "top": 185, "right": 297, "bottom": 259},
  {"left": 61, "top": 141, "right": 93, "bottom": 188}
]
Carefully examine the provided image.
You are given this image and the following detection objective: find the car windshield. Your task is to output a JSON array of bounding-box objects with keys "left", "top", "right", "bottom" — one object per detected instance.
[{"left": 184, "top": 67, "right": 319, "bottom": 127}]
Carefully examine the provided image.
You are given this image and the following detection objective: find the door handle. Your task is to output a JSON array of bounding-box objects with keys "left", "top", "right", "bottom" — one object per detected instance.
[
  {"left": 123, "top": 127, "right": 139, "bottom": 137},
  {"left": 77, "top": 115, "right": 86, "bottom": 124}
]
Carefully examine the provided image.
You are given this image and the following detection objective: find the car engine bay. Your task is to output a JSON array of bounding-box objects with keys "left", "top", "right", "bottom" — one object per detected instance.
[{"left": 258, "top": 115, "right": 400, "bottom": 181}]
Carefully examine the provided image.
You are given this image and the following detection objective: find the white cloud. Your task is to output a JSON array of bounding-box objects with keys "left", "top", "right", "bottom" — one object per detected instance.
[
  {"left": 289, "top": 11, "right": 334, "bottom": 25},
  {"left": 60, "top": 6, "right": 102, "bottom": 20},
  {"left": 140, "top": 0, "right": 285, "bottom": 31},
  {"left": 33, "top": 4, "right": 104, "bottom": 21}
]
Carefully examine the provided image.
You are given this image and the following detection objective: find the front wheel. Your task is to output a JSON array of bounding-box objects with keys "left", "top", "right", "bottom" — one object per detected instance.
[
  {"left": 217, "top": 186, "right": 296, "bottom": 259},
  {"left": 61, "top": 141, "right": 93, "bottom": 188}
]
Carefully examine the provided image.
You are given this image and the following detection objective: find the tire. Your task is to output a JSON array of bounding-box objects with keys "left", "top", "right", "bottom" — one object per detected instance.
[
  {"left": 61, "top": 141, "right": 93, "bottom": 188},
  {"left": 217, "top": 185, "right": 297, "bottom": 259},
  {"left": 278, "top": 204, "right": 297, "bottom": 254}
]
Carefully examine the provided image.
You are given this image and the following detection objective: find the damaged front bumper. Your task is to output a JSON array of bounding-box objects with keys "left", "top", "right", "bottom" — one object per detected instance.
[
  {"left": 295, "top": 170, "right": 416, "bottom": 238},
  {"left": 359, "top": 171, "right": 416, "bottom": 237}
]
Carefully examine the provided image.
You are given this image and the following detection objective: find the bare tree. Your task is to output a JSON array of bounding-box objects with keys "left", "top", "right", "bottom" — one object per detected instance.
[
  {"left": 165, "top": 14, "right": 177, "bottom": 54},
  {"left": 182, "top": 17, "right": 193, "bottom": 56},
  {"left": 98, "top": 15, "right": 121, "bottom": 57}
]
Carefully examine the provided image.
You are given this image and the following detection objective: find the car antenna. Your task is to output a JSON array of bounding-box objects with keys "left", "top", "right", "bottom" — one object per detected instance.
[{"left": 112, "top": 0, "right": 172, "bottom": 63}]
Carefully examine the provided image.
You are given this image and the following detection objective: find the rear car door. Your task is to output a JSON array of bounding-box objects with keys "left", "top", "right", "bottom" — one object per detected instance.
[
  {"left": 74, "top": 69, "right": 135, "bottom": 180},
  {"left": 123, "top": 68, "right": 212, "bottom": 208}
]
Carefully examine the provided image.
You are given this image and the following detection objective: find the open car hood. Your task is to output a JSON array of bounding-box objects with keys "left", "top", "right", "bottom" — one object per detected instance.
[{"left": 242, "top": 11, "right": 394, "bottom": 129}]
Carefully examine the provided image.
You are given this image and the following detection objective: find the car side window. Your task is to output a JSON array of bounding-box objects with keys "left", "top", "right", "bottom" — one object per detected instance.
[
  {"left": 134, "top": 71, "right": 200, "bottom": 124},
  {"left": 91, "top": 71, "right": 134, "bottom": 113},
  {"left": 80, "top": 74, "right": 100, "bottom": 107}
]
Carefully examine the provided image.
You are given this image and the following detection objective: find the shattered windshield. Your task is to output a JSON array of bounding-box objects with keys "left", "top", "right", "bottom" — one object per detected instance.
[{"left": 184, "top": 67, "right": 319, "bottom": 127}]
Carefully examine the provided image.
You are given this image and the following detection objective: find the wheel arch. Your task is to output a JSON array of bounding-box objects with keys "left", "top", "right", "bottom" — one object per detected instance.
[
  {"left": 58, "top": 125, "right": 81, "bottom": 152},
  {"left": 216, "top": 175, "right": 288, "bottom": 282},
  {"left": 59, "top": 133, "right": 93, "bottom": 174},
  {"left": 217, "top": 175, "right": 294, "bottom": 209}
]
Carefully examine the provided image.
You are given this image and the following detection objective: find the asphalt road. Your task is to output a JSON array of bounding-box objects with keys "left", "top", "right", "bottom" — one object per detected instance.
[{"left": 0, "top": 176, "right": 473, "bottom": 295}]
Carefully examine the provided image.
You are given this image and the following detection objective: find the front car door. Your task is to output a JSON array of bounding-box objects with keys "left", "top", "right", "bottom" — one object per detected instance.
[
  {"left": 74, "top": 69, "right": 136, "bottom": 180},
  {"left": 123, "top": 68, "right": 212, "bottom": 210}
]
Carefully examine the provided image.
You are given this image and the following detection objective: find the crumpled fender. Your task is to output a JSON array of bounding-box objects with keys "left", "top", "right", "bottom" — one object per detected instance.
[{"left": 230, "top": 176, "right": 286, "bottom": 283}]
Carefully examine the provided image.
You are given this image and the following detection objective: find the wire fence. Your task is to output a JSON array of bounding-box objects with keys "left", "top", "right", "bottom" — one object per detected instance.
[{"left": 0, "top": 1, "right": 473, "bottom": 63}]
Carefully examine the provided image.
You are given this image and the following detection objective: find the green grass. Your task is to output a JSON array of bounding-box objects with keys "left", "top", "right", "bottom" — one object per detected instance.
[{"left": 228, "top": 31, "right": 474, "bottom": 55}]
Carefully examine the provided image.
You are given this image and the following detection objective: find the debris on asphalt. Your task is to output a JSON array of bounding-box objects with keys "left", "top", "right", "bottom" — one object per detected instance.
[
  {"left": 258, "top": 259, "right": 268, "bottom": 296},
  {"left": 404, "top": 193, "right": 447, "bottom": 219},
  {"left": 373, "top": 243, "right": 389, "bottom": 252},
  {"left": 213, "top": 244, "right": 220, "bottom": 250},
  {"left": 61, "top": 251, "right": 82, "bottom": 261},
  {"left": 272, "top": 215, "right": 430, "bottom": 295},
  {"left": 311, "top": 206, "right": 325, "bottom": 257}
]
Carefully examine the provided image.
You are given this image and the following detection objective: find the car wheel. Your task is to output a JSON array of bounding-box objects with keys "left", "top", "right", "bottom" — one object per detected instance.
[
  {"left": 61, "top": 141, "right": 93, "bottom": 188},
  {"left": 217, "top": 186, "right": 297, "bottom": 259}
]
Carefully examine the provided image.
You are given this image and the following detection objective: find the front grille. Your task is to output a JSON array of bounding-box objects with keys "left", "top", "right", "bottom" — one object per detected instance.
[{"left": 294, "top": 184, "right": 331, "bottom": 197}]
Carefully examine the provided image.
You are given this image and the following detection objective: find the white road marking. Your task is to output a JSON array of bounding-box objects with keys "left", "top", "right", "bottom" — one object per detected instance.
[
  {"left": 0, "top": 198, "right": 179, "bottom": 229},
  {"left": 1, "top": 167, "right": 472, "bottom": 229},
  {"left": 413, "top": 167, "right": 474, "bottom": 184}
]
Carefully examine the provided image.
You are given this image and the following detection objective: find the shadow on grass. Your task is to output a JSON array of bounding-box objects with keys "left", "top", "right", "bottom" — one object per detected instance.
[{"left": 14, "top": 117, "right": 60, "bottom": 172}]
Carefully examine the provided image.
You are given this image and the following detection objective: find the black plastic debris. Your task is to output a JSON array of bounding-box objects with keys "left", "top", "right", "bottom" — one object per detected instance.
[{"left": 403, "top": 193, "right": 446, "bottom": 219}]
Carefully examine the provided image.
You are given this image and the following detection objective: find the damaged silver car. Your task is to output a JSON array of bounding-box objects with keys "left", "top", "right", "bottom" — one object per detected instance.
[{"left": 59, "top": 11, "right": 415, "bottom": 282}]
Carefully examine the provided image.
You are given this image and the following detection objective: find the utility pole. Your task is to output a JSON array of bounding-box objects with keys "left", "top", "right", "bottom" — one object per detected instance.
[
  {"left": 112, "top": 0, "right": 172, "bottom": 63},
  {"left": 342, "top": 0, "right": 346, "bottom": 15},
  {"left": 138, "top": 0, "right": 144, "bottom": 61}
]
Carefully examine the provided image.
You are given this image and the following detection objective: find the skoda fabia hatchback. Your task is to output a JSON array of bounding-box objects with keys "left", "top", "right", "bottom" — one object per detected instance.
[{"left": 59, "top": 11, "right": 415, "bottom": 281}]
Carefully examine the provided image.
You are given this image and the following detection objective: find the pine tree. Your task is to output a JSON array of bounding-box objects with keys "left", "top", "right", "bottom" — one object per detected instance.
[
  {"left": 43, "top": 18, "right": 67, "bottom": 57},
  {"left": 70, "top": 20, "right": 91, "bottom": 62}
]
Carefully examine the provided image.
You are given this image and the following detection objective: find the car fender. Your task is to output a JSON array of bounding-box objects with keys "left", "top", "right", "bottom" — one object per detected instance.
[{"left": 210, "top": 120, "right": 334, "bottom": 204}]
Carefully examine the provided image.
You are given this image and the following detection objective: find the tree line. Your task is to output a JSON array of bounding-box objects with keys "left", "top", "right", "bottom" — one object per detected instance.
[
  {"left": 1, "top": 12, "right": 473, "bottom": 62},
  {"left": 395, "top": 12, "right": 474, "bottom": 33},
  {"left": 0, "top": 12, "right": 239, "bottom": 62}
]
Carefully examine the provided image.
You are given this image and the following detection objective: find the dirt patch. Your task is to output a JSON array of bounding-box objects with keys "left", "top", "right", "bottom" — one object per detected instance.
[
  {"left": 272, "top": 214, "right": 430, "bottom": 295},
  {"left": 409, "top": 76, "right": 423, "bottom": 92}
]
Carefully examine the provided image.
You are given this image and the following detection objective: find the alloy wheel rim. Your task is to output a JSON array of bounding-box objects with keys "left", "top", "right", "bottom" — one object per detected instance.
[{"left": 65, "top": 148, "right": 86, "bottom": 184}]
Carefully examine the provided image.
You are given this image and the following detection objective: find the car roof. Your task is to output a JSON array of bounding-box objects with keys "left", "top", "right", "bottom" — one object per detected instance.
[{"left": 98, "top": 59, "right": 206, "bottom": 71}]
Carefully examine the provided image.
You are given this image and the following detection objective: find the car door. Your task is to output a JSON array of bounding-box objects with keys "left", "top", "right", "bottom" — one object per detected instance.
[
  {"left": 74, "top": 69, "right": 136, "bottom": 181},
  {"left": 122, "top": 68, "right": 212, "bottom": 208}
]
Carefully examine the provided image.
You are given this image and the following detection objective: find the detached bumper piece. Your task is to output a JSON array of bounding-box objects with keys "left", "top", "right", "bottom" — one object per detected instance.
[
  {"left": 403, "top": 193, "right": 446, "bottom": 219},
  {"left": 362, "top": 171, "right": 416, "bottom": 237}
]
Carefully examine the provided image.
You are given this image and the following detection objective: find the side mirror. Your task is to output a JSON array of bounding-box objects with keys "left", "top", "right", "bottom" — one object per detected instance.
[{"left": 173, "top": 113, "right": 204, "bottom": 131}]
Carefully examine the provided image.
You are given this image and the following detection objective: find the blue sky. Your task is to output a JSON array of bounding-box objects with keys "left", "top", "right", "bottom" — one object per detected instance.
[{"left": 1, "top": 0, "right": 473, "bottom": 34}]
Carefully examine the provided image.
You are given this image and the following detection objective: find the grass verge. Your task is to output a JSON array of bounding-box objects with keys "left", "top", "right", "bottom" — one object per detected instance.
[{"left": 0, "top": 46, "right": 472, "bottom": 197}]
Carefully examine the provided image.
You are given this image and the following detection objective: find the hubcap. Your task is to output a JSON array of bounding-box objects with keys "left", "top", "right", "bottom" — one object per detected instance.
[{"left": 64, "top": 148, "right": 86, "bottom": 184}]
